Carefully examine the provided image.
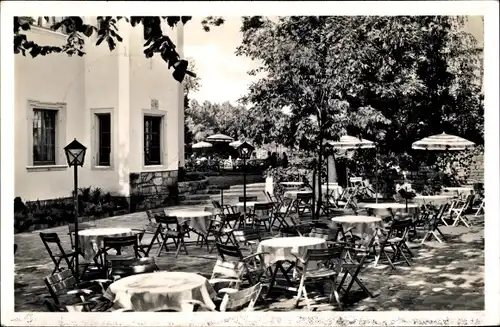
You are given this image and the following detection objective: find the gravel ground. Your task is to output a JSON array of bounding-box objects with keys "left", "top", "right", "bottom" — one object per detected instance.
[{"left": 13, "top": 207, "right": 484, "bottom": 312}]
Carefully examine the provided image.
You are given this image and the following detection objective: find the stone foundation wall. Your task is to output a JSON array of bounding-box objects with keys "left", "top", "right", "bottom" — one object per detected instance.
[
  {"left": 178, "top": 178, "right": 209, "bottom": 195},
  {"left": 129, "top": 170, "right": 179, "bottom": 211}
]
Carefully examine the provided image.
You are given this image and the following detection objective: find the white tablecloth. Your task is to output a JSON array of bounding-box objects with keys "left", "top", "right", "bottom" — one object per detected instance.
[
  {"left": 257, "top": 236, "right": 327, "bottom": 266},
  {"left": 321, "top": 185, "right": 343, "bottom": 199},
  {"left": 363, "top": 202, "right": 419, "bottom": 217},
  {"left": 283, "top": 190, "right": 313, "bottom": 199},
  {"left": 104, "top": 271, "right": 216, "bottom": 312},
  {"left": 413, "top": 195, "right": 454, "bottom": 205},
  {"left": 442, "top": 187, "right": 474, "bottom": 196},
  {"left": 168, "top": 210, "right": 214, "bottom": 235},
  {"left": 78, "top": 228, "right": 133, "bottom": 261},
  {"left": 331, "top": 215, "right": 383, "bottom": 238}
]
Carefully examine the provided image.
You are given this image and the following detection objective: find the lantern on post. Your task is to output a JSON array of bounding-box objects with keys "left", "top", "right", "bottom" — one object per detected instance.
[
  {"left": 64, "top": 139, "right": 87, "bottom": 281},
  {"left": 237, "top": 142, "right": 255, "bottom": 222}
]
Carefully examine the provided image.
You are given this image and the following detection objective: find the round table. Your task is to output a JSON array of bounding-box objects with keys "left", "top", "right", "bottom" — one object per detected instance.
[
  {"left": 363, "top": 202, "right": 419, "bottom": 217},
  {"left": 283, "top": 190, "right": 313, "bottom": 199},
  {"left": 331, "top": 215, "right": 383, "bottom": 238},
  {"left": 413, "top": 195, "right": 454, "bottom": 205},
  {"left": 78, "top": 228, "right": 133, "bottom": 261},
  {"left": 257, "top": 236, "right": 327, "bottom": 266},
  {"left": 234, "top": 201, "right": 271, "bottom": 212},
  {"left": 442, "top": 187, "right": 474, "bottom": 196},
  {"left": 168, "top": 210, "right": 214, "bottom": 235},
  {"left": 105, "top": 271, "right": 216, "bottom": 312}
]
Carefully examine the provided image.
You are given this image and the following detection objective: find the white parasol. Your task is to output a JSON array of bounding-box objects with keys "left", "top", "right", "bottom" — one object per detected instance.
[
  {"left": 206, "top": 133, "right": 234, "bottom": 143},
  {"left": 325, "top": 135, "right": 378, "bottom": 202},
  {"left": 192, "top": 141, "right": 213, "bottom": 149},
  {"left": 229, "top": 140, "right": 243, "bottom": 148},
  {"left": 412, "top": 132, "right": 475, "bottom": 151}
]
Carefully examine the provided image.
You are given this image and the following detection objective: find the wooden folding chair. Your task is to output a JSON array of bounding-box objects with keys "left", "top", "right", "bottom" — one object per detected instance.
[
  {"left": 337, "top": 234, "right": 378, "bottom": 301},
  {"left": 378, "top": 218, "right": 413, "bottom": 269},
  {"left": 292, "top": 247, "right": 345, "bottom": 311},
  {"left": 420, "top": 203, "right": 449, "bottom": 244},
  {"left": 475, "top": 198, "right": 485, "bottom": 216},
  {"left": 450, "top": 194, "right": 474, "bottom": 227},
  {"left": 155, "top": 215, "right": 190, "bottom": 257},
  {"left": 336, "top": 186, "right": 359, "bottom": 210},
  {"left": 146, "top": 208, "right": 166, "bottom": 222},
  {"left": 185, "top": 283, "right": 264, "bottom": 312},
  {"left": 42, "top": 269, "right": 113, "bottom": 312},
  {"left": 212, "top": 200, "right": 236, "bottom": 215},
  {"left": 249, "top": 202, "right": 274, "bottom": 232},
  {"left": 271, "top": 197, "right": 294, "bottom": 231},
  {"left": 40, "top": 232, "right": 79, "bottom": 276},
  {"left": 131, "top": 222, "right": 163, "bottom": 257},
  {"left": 208, "top": 212, "right": 246, "bottom": 253},
  {"left": 107, "top": 257, "right": 159, "bottom": 281},
  {"left": 295, "top": 193, "right": 314, "bottom": 217},
  {"left": 102, "top": 235, "right": 141, "bottom": 279},
  {"left": 215, "top": 243, "right": 269, "bottom": 286}
]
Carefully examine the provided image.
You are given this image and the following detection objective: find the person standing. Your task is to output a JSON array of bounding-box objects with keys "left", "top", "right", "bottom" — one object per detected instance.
[{"left": 281, "top": 152, "right": 289, "bottom": 168}]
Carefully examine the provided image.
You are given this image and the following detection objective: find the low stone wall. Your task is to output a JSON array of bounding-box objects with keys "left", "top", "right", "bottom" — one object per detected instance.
[
  {"left": 178, "top": 178, "right": 210, "bottom": 195},
  {"left": 129, "top": 170, "right": 179, "bottom": 211}
]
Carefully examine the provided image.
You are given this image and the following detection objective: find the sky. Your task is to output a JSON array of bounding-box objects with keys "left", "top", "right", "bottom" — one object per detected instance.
[
  {"left": 183, "top": 17, "right": 258, "bottom": 105},
  {"left": 183, "top": 16, "right": 484, "bottom": 106}
]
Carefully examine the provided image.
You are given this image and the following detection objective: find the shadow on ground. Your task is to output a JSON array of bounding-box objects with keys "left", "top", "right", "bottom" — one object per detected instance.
[{"left": 14, "top": 209, "right": 484, "bottom": 312}]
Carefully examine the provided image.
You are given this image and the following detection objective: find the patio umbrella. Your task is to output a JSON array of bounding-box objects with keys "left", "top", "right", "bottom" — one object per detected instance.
[
  {"left": 192, "top": 141, "right": 213, "bottom": 149},
  {"left": 412, "top": 132, "right": 476, "bottom": 194},
  {"left": 412, "top": 132, "right": 475, "bottom": 151},
  {"left": 206, "top": 133, "right": 234, "bottom": 143},
  {"left": 326, "top": 135, "right": 378, "bottom": 202},
  {"left": 229, "top": 140, "right": 242, "bottom": 148}
]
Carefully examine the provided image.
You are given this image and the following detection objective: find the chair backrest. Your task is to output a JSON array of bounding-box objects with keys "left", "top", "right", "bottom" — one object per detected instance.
[
  {"left": 385, "top": 218, "right": 413, "bottom": 240},
  {"left": 216, "top": 243, "right": 244, "bottom": 261},
  {"left": 219, "top": 283, "right": 263, "bottom": 312},
  {"left": 221, "top": 212, "right": 242, "bottom": 227},
  {"left": 44, "top": 269, "right": 78, "bottom": 304},
  {"left": 155, "top": 215, "right": 181, "bottom": 227},
  {"left": 296, "top": 193, "right": 313, "bottom": 202},
  {"left": 109, "top": 257, "right": 159, "bottom": 279},
  {"left": 146, "top": 208, "right": 166, "bottom": 221},
  {"left": 144, "top": 221, "right": 162, "bottom": 234},
  {"left": 239, "top": 196, "right": 258, "bottom": 202},
  {"left": 302, "top": 247, "right": 344, "bottom": 272},
  {"left": 253, "top": 202, "right": 274, "bottom": 215},
  {"left": 40, "top": 232, "right": 67, "bottom": 257},
  {"left": 103, "top": 235, "right": 140, "bottom": 260},
  {"left": 232, "top": 228, "right": 261, "bottom": 243}
]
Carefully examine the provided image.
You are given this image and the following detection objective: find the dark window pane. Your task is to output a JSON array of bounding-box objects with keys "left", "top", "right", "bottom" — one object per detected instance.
[
  {"left": 33, "top": 109, "right": 57, "bottom": 165},
  {"left": 97, "top": 113, "right": 111, "bottom": 166},
  {"left": 144, "top": 116, "right": 162, "bottom": 165}
]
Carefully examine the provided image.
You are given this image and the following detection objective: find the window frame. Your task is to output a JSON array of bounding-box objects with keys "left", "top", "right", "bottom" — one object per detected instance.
[
  {"left": 26, "top": 100, "right": 67, "bottom": 172},
  {"left": 142, "top": 109, "right": 167, "bottom": 169},
  {"left": 90, "top": 108, "right": 115, "bottom": 171},
  {"left": 32, "top": 108, "right": 58, "bottom": 166}
]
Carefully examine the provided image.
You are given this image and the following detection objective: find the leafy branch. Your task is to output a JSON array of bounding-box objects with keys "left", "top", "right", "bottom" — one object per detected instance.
[{"left": 14, "top": 16, "right": 225, "bottom": 83}]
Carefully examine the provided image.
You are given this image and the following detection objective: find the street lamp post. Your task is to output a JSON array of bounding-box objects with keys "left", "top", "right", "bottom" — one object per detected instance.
[
  {"left": 64, "top": 139, "right": 87, "bottom": 282},
  {"left": 237, "top": 142, "right": 255, "bottom": 224}
]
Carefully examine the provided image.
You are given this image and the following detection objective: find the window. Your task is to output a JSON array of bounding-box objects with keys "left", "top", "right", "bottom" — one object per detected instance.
[
  {"left": 32, "top": 109, "right": 57, "bottom": 165},
  {"left": 144, "top": 116, "right": 162, "bottom": 165},
  {"left": 96, "top": 113, "right": 111, "bottom": 166}
]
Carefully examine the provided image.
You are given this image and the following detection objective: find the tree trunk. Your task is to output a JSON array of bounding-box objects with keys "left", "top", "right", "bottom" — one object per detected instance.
[{"left": 315, "top": 140, "right": 324, "bottom": 219}]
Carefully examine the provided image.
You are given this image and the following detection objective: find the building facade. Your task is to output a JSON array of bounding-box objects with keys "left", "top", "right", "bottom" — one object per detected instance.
[{"left": 15, "top": 17, "right": 184, "bottom": 208}]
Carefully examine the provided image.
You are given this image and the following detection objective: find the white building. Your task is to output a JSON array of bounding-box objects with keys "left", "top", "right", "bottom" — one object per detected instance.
[{"left": 15, "top": 17, "right": 185, "bottom": 208}]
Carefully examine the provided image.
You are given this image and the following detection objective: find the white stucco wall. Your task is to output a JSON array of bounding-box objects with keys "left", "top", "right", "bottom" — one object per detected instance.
[{"left": 15, "top": 21, "right": 183, "bottom": 201}]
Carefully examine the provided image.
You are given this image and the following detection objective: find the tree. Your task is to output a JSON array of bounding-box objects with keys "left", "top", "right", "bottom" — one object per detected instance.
[
  {"left": 237, "top": 16, "right": 390, "bottom": 216},
  {"left": 184, "top": 58, "right": 201, "bottom": 146},
  {"left": 185, "top": 99, "right": 253, "bottom": 142},
  {"left": 237, "top": 16, "right": 484, "bottom": 215},
  {"left": 14, "top": 16, "right": 224, "bottom": 83}
]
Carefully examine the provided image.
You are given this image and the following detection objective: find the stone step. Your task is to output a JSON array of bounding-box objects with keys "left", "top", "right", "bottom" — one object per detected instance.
[
  {"left": 179, "top": 199, "right": 213, "bottom": 206},
  {"left": 182, "top": 194, "right": 212, "bottom": 201}
]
